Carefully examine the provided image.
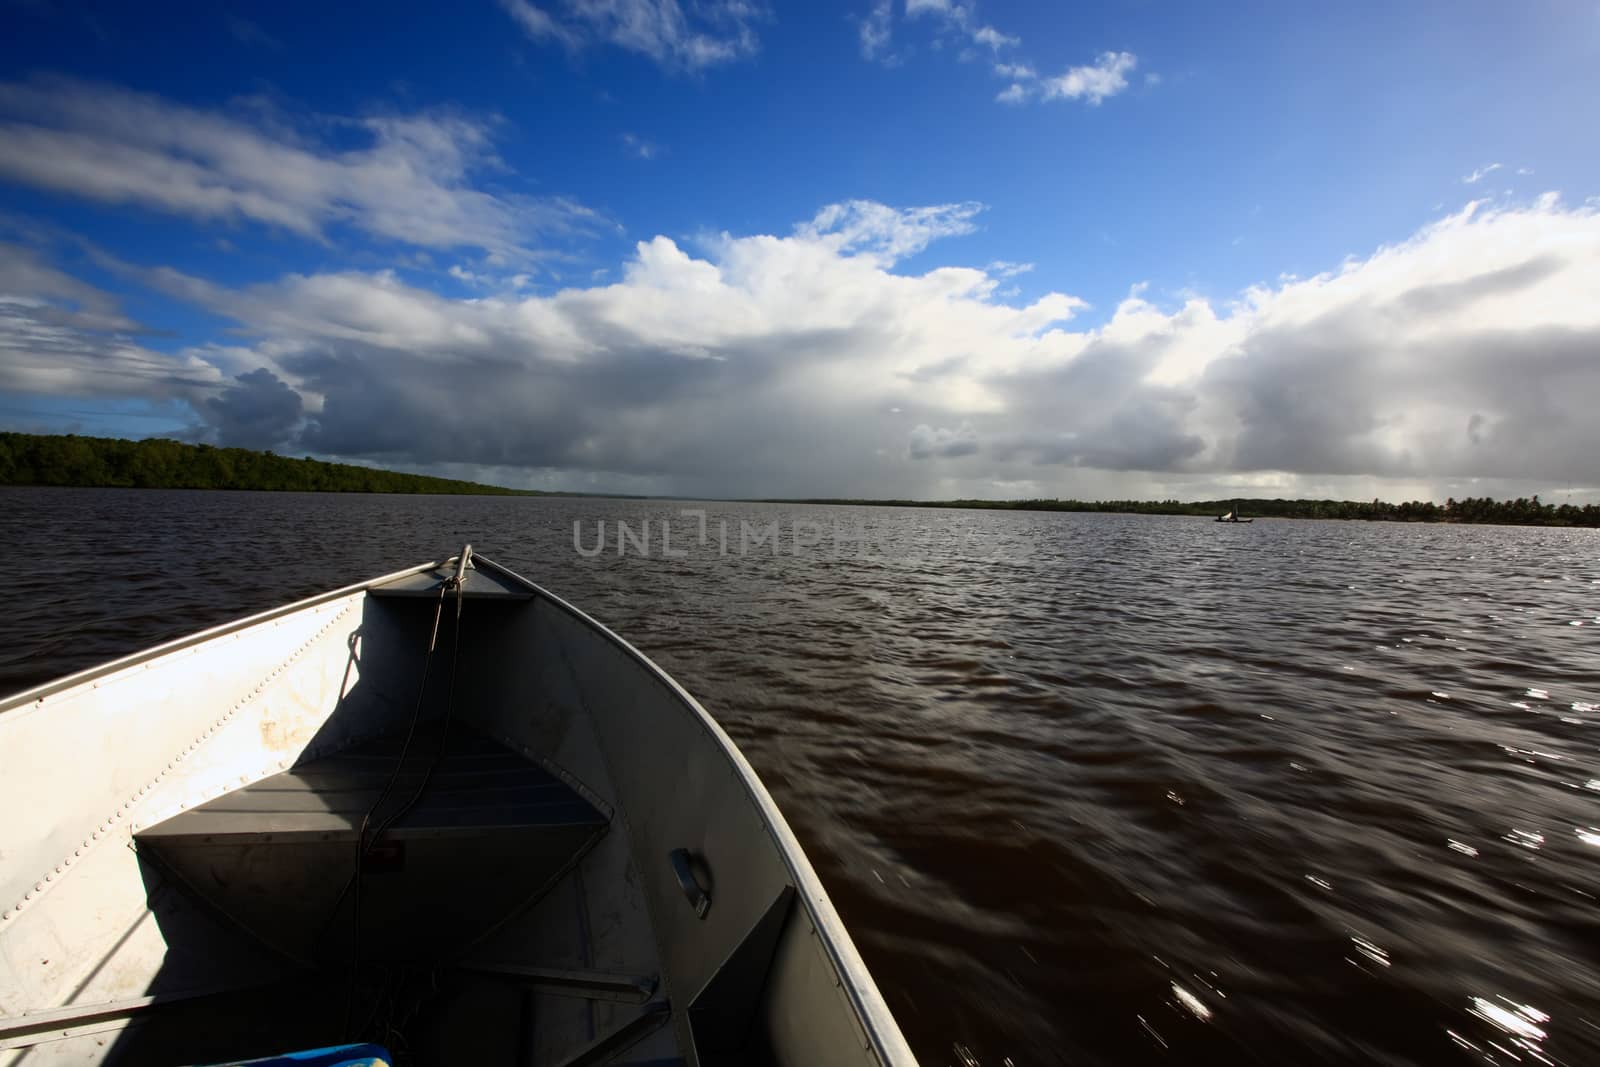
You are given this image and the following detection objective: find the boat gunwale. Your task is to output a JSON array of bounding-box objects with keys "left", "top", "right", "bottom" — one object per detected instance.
[
  {"left": 473, "top": 554, "right": 917, "bottom": 1067},
  {"left": 0, "top": 559, "right": 441, "bottom": 717}
]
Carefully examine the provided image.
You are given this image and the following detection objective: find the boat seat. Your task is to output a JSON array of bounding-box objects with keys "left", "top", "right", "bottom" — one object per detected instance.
[
  {"left": 139, "top": 728, "right": 602, "bottom": 845},
  {"left": 137, "top": 726, "right": 607, "bottom": 965}
]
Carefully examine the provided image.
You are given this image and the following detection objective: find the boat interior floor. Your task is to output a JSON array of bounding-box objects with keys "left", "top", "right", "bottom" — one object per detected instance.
[{"left": 113, "top": 723, "right": 681, "bottom": 1067}]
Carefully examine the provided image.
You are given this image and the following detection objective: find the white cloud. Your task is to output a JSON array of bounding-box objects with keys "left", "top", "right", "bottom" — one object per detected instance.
[
  {"left": 499, "top": 0, "right": 762, "bottom": 71},
  {"left": 0, "top": 242, "right": 227, "bottom": 403},
  {"left": 621, "top": 132, "right": 659, "bottom": 159},
  {"left": 986, "top": 260, "right": 1033, "bottom": 278},
  {"left": 499, "top": 0, "right": 582, "bottom": 47},
  {"left": 795, "top": 199, "right": 985, "bottom": 263},
  {"left": 1040, "top": 51, "right": 1137, "bottom": 104},
  {"left": 1463, "top": 162, "right": 1503, "bottom": 184},
  {"left": 902, "top": 0, "right": 1025, "bottom": 59},
  {"left": 0, "top": 241, "right": 138, "bottom": 334},
  {"left": 5, "top": 197, "right": 1598, "bottom": 501},
  {"left": 0, "top": 78, "right": 602, "bottom": 263},
  {"left": 879, "top": 1, "right": 1141, "bottom": 107},
  {"left": 859, "top": 0, "right": 894, "bottom": 60},
  {"left": 972, "top": 25, "right": 1018, "bottom": 50}
]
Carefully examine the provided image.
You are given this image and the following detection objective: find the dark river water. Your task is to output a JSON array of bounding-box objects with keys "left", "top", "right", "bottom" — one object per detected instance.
[{"left": 5, "top": 487, "right": 1600, "bottom": 1066}]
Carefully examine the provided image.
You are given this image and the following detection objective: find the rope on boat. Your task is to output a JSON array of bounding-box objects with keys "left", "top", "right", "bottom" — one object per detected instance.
[{"left": 336, "top": 547, "right": 471, "bottom": 1037}]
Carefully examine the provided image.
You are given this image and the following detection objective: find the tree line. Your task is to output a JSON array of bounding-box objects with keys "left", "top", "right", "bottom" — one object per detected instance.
[
  {"left": 3, "top": 433, "right": 1594, "bottom": 524},
  {"left": 0, "top": 433, "right": 541, "bottom": 495},
  {"left": 772, "top": 495, "right": 1600, "bottom": 527}
]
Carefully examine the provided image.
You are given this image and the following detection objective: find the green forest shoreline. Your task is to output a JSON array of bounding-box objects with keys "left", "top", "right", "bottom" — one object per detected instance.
[
  {"left": 761, "top": 496, "right": 1600, "bottom": 527},
  {"left": 2, "top": 433, "right": 1595, "bottom": 525},
  {"left": 0, "top": 432, "right": 546, "bottom": 496}
]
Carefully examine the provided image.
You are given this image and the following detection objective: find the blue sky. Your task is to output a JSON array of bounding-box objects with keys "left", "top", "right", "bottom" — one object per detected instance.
[{"left": 1, "top": 1, "right": 1597, "bottom": 500}]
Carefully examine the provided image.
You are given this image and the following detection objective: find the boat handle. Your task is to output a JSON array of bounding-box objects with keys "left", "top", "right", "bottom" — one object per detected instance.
[
  {"left": 668, "top": 848, "right": 711, "bottom": 919},
  {"left": 452, "top": 543, "right": 474, "bottom": 586}
]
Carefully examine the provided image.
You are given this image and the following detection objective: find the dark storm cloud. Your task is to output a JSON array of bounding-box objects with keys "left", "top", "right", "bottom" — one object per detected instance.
[
  {"left": 1392, "top": 255, "right": 1564, "bottom": 319},
  {"left": 1199, "top": 301, "right": 1600, "bottom": 481},
  {"left": 201, "top": 368, "right": 303, "bottom": 449},
  {"left": 1201, "top": 307, "right": 1404, "bottom": 476},
  {"left": 992, "top": 402, "right": 1205, "bottom": 471},
  {"left": 909, "top": 423, "right": 979, "bottom": 458}
]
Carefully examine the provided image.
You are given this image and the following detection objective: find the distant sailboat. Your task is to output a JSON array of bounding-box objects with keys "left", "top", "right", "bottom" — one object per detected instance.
[{"left": 1216, "top": 501, "right": 1254, "bottom": 523}]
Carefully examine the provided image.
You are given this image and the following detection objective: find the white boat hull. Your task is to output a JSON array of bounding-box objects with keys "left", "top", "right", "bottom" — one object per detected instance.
[{"left": 0, "top": 553, "right": 914, "bottom": 1066}]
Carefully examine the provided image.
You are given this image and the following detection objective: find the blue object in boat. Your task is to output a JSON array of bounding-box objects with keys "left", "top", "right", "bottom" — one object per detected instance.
[{"left": 200, "top": 1044, "right": 392, "bottom": 1067}]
